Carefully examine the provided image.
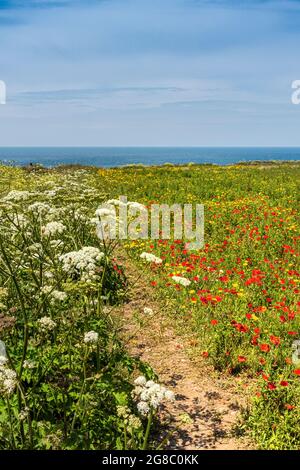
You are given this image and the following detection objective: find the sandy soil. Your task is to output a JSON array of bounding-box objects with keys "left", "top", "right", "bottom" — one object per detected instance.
[{"left": 114, "top": 252, "right": 254, "bottom": 450}]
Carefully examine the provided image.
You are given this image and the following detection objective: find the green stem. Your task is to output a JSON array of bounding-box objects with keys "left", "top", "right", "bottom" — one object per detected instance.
[
  {"left": 6, "top": 398, "right": 16, "bottom": 449},
  {"left": 142, "top": 408, "right": 153, "bottom": 450}
]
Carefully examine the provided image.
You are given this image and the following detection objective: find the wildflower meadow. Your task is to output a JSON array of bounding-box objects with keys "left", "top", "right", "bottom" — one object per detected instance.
[{"left": 0, "top": 162, "right": 299, "bottom": 450}]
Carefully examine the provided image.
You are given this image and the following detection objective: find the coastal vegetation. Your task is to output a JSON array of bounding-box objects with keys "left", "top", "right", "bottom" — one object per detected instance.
[{"left": 0, "top": 161, "right": 299, "bottom": 449}]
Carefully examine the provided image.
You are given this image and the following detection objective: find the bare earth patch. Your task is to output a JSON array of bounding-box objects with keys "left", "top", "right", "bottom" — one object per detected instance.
[{"left": 114, "top": 251, "right": 254, "bottom": 450}]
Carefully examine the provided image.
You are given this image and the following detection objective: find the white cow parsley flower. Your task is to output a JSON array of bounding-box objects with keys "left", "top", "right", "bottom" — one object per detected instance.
[
  {"left": 140, "top": 252, "right": 162, "bottom": 264},
  {"left": 42, "top": 222, "right": 66, "bottom": 237},
  {"left": 23, "top": 360, "right": 36, "bottom": 370},
  {"left": 132, "top": 375, "right": 175, "bottom": 416},
  {"left": 2, "top": 190, "right": 31, "bottom": 202},
  {"left": 0, "top": 365, "right": 17, "bottom": 396},
  {"left": 59, "top": 247, "right": 104, "bottom": 281},
  {"left": 37, "top": 316, "right": 56, "bottom": 332},
  {"left": 28, "top": 202, "right": 51, "bottom": 216},
  {"left": 83, "top": 331, "right": 99, "bottom": 345},
  {"left": 171, "top": 275, "right": 191, "bottom": 287}
]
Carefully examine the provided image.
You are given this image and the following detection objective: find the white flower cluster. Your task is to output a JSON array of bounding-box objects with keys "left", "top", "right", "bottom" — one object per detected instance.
[
  {"left": 37, "top": 316, "right": 57, "bottom": 332},
  {"left": 95, "top": 207, "right": 116, "bottom": 218},
  {"left": 92, "top": 206, "right": 119, "bottom": 240},
  {"left": 143, "top": 307, "right": 154, "bottom": 316},
  {"left": 23, "top": 360, "right": 36, "bottom": 370},
  {"left": 140, "top": 252, "right": 162, "bottom": 265},
  {"left": 51, "top": 290, "right": 67, "bottom": 302},
  {"left": 47, "top": 207, "right": 64, "bottom": 221},
  {"left": 59, "top": 247, "right": 104, "bottom": 281},
  {"left": 40, "top": 285, "right": 52, "bottom": 295},
  {"left": 42, "top": 221, "right": 66, "bottom": 237},
  {"left": 106, "top": 199, "right": 127, "bottom": 207},
  {"left": 92, "top": 199, "right": 148, "bottom": 241},
  {"left": 105, "top": 199, "right": 146, "bottom": 211},
  {"left": 50, "top": 239, "right": 64, "bottom": 249},
  {"left": 127, "top": 201, "right": 147, "bottom": 211},
  {"left": 28, "top": 242, "right": 43, "bottom": 255},
  {"left": 12, "top": 214, "right": 28, "bottom": 229},
  {"left": 44, "top": 271, "right": 54, "bottom": 280},
  {"left": 132, "top": 376, "right": 175, "bottom": 416},
  {"left": 41, "top": 286, "right": 67, "bottom": 303},
  {"left": 2, "top": 190, "right": 31, "bottom": 202},
  {"left": 83, "top": 330, "right": 99, "bottom": 345},
  {"left": 28, "top": 202, "right": 51, "bottom": 216},
  {"left": 0, "top": 358, "right": 17, "bottom": 396},
  {"left": 0, "top": 355, "right": 8, "bottom": 367},
  {"left": 44, "top": 190, "right": 57, "bottom": 198},
  {"left": 171, "top": 275, "right": 191, "bottom": 287}
]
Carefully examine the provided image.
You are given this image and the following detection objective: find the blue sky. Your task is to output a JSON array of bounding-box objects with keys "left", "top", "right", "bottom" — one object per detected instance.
[{"left": 0, "top": 0, "right": 300, "bottom": 146}]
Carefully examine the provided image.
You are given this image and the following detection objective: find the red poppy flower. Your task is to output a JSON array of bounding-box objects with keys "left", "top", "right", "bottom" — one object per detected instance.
[
  {"left": 280, "top": 381, "right": 289, "bottom": 387},
  {"left": 268, "top": 383, "right": 276, "bottom": 390},
  {"left": 235, "top": 323, "right": 249, "bottom": 333},
  {"left": 270, "top": 335, "right": 280, "bottom": 346},
  {"left": 210, "top": 319, "right": 218, "bottom": 325},
  {"left": 260, "top": 343, "right": 271, "bottom": 353},
  {"left": 202, "top": 351, "right": 209, "bottom": 358},
  {"left": 238, "top": 356, "right": 247, "bottom": 363},
  {"left": 285, "top": 404, "right": 295, "bottom": 410},
  {"left": 262, "top": 373, "right": 269, "bottom": 381},
  {"left": 293, "top": 369, "right": 300, "bottom": 376}
]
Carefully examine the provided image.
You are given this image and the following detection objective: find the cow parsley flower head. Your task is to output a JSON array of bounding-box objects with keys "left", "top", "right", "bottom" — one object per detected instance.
[
  {"left": 92, "top": 205, "right": 118, "bottom": 241},
  {"left": 42, "top": 222, "right": 66, "bottom": 237},
  {"left": 84, "top": 330, "right": 99, "bottom": 345},
  {"left": 59, "top": 247, "right": 104, "bottom": 281},
  {"left": 37, "top": 316, "right": 56, "bottom": 332},
  {"left": 0, "top": 365, "right": 17, "bottom": 396},
  {"left": 137, "top": 401, "right": 150, "bottom": 416},
  {"left": 171, "top": 275, "right": 191, "bottom": 287},
  {"left": 23, "top": 360, "right": 36, "bottom": 370},
  {"left": 0, "top": 356, "right": 8, "bottom": 367},
  {"left": 12, "top": 214, "right": 28, "bottom": 229},
  {"left": 40, "top": 285, "right": 52, "bottom": 295},
  {"left": 2, "top": 190, "right": 31, "bottom": 202},
  {"left": 28, "top": 202, "right": 51, "bottom": 216},
  {"left": 51, "top": 290, "right": 67, "bottom": 302},
  {"left": 140, "top": 252, "right": 162, "bottom": 264},
  {"left": 44, "top": 271, "right": 54, "bottom": 279},
  {"left": 132, "top": 375, "right": 175, "bottom": 416},
  {"left": 134, "top": 375, "right": 147, "bottom": 387},
  {"left": 106, "top": 198, "right": 127, "bottom": 208},
  {"left": 95, "top": 207, "right": 116, "bottom": 218}
]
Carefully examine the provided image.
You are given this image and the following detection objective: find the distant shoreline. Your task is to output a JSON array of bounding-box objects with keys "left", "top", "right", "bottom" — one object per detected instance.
[
  {"left": 1, "top": 147, "right": 300, "bottom": 168},
  {"left": 1, "top": 159, "right": 300, "bottom": 171}
]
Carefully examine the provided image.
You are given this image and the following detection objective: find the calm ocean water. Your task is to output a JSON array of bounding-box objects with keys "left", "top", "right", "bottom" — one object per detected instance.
[{"left": 0, "top": 147, "right": 300, "bottom": 168}]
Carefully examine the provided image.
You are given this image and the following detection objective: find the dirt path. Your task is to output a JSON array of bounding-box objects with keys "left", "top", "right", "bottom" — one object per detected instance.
[{"left": 114, "top": 252, "right": 253, "bottom": 450}]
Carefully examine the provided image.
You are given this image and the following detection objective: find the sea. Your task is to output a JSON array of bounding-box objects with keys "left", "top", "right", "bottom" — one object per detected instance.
[{"left": 0, "top": 147, "right": 300, "bottom": 168}]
